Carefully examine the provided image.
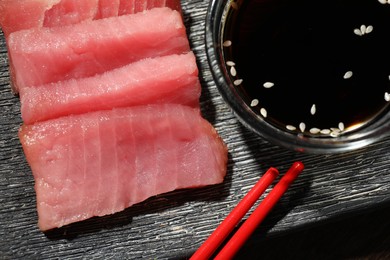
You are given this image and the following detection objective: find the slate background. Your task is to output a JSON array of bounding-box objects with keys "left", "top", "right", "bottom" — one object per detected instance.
[{"left": 1, "top": 1, "right": 389, "bottom": 259}]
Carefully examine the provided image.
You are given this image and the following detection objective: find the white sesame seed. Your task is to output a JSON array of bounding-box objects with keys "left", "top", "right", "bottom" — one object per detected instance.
[
  {"left": 310, "top": 104, "right": 316, "bottom": 115},
  {"left": 223, "top": 40, "right": 232, "bottom": 47},
  {"left": 360, "top": 24, "right": 367, "bottom": 34},
  {"left": 230, "top": 66, "right": 237, "bottom": 77},
  {"left": 233, "top": 79, "right": 243, "bottom": 86},
  {"left": 365, "top": 25, "right": 373, "bottom": 34},
  {"left": 286, "top": 125, "right": 296, "bottom": 131},
  {"left": 338, "top": 122, "right": 345, "bottom": 131},
  {"left": 354, "top": 25, "right": 373, "bottom": 36},
  {"left": 330, "top": 131, "right": 340, "bottom": 138},
  {"left": 226, "top": 61, "right": 236, "bottom": 66},
  {"left": 260, "top": 108, "right": 267, "bottom": 118},
  {"left": 263, "top": 82, "right": 274, "bottom": 88},
  {"left": 309, "top": 128, "right": 321, "bottom": 134},
  {"left": 354, "top": 28, "right": 363, "bottom": 36},
  {"left": 344, "top": 71, "right": 353, "bottom": 79},
  {"left": 378, "top": 0, "right": 389, "bottom": 4},
  {"left": 320, "top": 129, "right": 331, "bottom": 135},
  {"left": 250, "top": 99, "right": 259, "bottom": 107},
  {"left": 330, "top": 127, "right": 341, "bottom": 133},
  {"left": 385, "top": 92, "right": 390, "bottom": 102},
  {"left": 299, "top": 122, "right": 306, "bottom": 132}
]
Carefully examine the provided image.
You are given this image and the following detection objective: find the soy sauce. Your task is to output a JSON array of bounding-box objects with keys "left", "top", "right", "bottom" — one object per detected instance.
[{"left": 222, "top": 0, "right": 390, "bottom": 136}]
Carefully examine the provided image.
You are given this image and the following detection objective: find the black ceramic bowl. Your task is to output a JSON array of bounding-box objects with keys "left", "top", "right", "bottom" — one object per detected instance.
[{"left": 205, "top": 0, "right": 390, "bottom": 153}]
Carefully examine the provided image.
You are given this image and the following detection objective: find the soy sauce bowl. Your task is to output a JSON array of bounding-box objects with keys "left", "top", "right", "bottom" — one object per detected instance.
[{"left": 205, "top": 0, "right": 390, "bottom": 153}]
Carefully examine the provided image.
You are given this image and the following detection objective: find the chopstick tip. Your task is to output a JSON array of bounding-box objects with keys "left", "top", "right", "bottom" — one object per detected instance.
[
  {"left": 268, "top": 167, "right": 279, "bottom": 177},
  {"left": 293, "top": 161, "right": 305, "bottom": 171},
  {"left": 283, "top": 161, "right": 305, "bottom": 182}
]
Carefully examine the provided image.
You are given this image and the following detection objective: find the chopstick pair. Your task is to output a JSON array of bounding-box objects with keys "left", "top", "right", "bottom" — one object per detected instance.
[{"left": 190, "top": 161, "right": 305, "bottom": 260}]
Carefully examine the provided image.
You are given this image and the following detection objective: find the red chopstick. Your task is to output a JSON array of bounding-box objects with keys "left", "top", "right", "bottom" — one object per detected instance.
[
  {"left": 191, "top": 161, "right": 304, "bottom": 260},
  {"left": 190, "top": 167, "right": 279, "bottom": 260}
]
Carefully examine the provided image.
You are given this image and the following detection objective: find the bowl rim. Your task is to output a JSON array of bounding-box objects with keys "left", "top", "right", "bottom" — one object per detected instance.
[{"left": 204, "top": 0, "right": 390, "bottom": 154}]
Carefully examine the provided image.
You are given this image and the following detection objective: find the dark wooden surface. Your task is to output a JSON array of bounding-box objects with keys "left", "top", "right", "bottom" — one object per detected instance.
[{"left": 1, "top": 1, "right": 389, "bottom": 259}]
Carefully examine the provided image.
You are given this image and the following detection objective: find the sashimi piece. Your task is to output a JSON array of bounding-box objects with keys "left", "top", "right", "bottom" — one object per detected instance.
[
  {"left": 19, "top": 104, "right": 228, "bottom": 231},
  {"left": 118, "top": 0, "right": 135, "bottom": 15},
  {"left": 0, "top": 0, "right": 59, "bottom": 37},
  {"left": 7, "top": 7, "right": 190, "bottom": 92},
  {"left": 43, "top": 0, "right": 99, "bottom": 27},
  {"left": 0, "top": 0, "right": 99, "bottom": 38},
  {"left": 95, "top": 0, "right": 184, "bottom": 24},
  {"left": 134, "top": 0, "right": 146, "bottom": 13},
  {"left": 20, "top": 52, "right": 201, "bottom": 124},
  {"left": 0, "top": 0, "right": 182, "bottom": 37},
  {"left": 0, "top": 0, "right": 98, "bottom": 93},
  {"left": 146, "top": 0, "right": 182, "bottom": 11},
  {"left": 118, "top": 0, "right": 182, "bottom": 16},
  {"left": 97, "top": 0, "right": 182, "bottom": 17},
  {"left": 95, "top": 0, "right": 120, "bottom": 19}
]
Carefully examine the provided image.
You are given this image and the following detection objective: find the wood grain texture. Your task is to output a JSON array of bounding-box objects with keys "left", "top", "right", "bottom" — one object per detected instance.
[{"left": 1, "top": 1, "right": 389, "bottom": 259}]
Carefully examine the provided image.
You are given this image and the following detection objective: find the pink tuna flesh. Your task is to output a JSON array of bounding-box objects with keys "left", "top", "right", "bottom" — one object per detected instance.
[
  {"left": 7, "top": 7, "right": 190, "bottom": 91},
  {"left": 18, "top": 104, "right": 228, "bottom": 231},
  {"left": 0, "top": 0, "right": 182, "bottom": 37},
  {"left": 20, "top": 52, "right": 201, "bottom": 124},
  {"left": 95, "top": 0, "right": 120, "bottom": 19},
  {"left": 43, "top": 0, "right": 100, "bottom": 27},
  {"left": 97, "top": 0, "right": 182, "bottom": 17},
  {"left": 0, "top": 0, "right": 98, "bottom": 38}
]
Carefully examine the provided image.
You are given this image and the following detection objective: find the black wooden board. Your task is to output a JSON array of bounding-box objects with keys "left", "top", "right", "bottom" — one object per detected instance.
[{"left": 1, "top": 1, "right": 390, "bottom": 259}]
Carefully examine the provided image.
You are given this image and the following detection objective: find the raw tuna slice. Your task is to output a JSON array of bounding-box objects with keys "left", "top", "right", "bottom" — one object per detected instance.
[
  {"left": 0, "top": 0, "right": 182, "bottom": 37},
  {"left": 7, "top": 7, "right": 190, "bottom": 92},
  {"left": 20, "top": 52, "right": 201, "bottom": 124},
  {"left": 95, "top": 0, "right": 120, "bottom": 19},
  {"left": 43, "top": 0, "right": 99, "bottom": 27},
  {"left": 98, "top": 0, "right": 182, "bottom": 18},
  {"left": 19, "top": 104, "right": 228, "bottom": 231},
  {"left": 0, "top": 0, "right": 99, "bottom": 38},
  {"left": 119, "top": 0, "right": 182, "bottom": 15}
]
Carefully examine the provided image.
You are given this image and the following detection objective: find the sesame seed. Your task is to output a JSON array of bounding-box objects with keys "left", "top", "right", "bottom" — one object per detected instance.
[
  {"left": 330, "top": 128, "right": 341, "bottom": 133},
  {"left": 310, "top": 104, "right": 316, "bottom": 115},
  {"left": 233, "top": 79, "right": 243, "bottom": 86},
  {"left": 309, "top": 128, "right": 321, "bottom": 134},
  {"left": 385, "top": 92, "right": 390, "bottom": 102},
  {"left": 299, "top": 122, "right": 306, "bottom": 132},
  {"left": 330, "top": 131, "right": 341, "bottom": 138},
  {"left": 226, "top": 61, "right": 235, "bottom": 66},
  {"left": 250, "top": 99, "right": 259, "bottom": 107},
  {"left": 354, "top": 28, "right": 363, "bottom": 36},
  {"left": 263, "top": 82, "right": 274, "bottom": 88},
  {"left": 223, "top": 40, "right": 232, "bottom": 47},
  {"left": 286, "top": 125, "right": 296, "bottom": 131},
  {"left": 230, "top": 66, "right": 237, "bottom": 76},
  {"left": 344, "top": 71, "right": 353, "bottom": 79},
  {"left": 260, "top": 108, "right": 267, "bottom": 118},
  {"left": 320, "top": 129, "right": 331, "bottom": 134},
  {"left": 338, "top": 122, "right": 345, "bottom": 131},
  {"left": 360, "top": 24, "right": 367, "bottom": 33},
  {"left": 354, "top": 25, "right": 373, "bottom": 36},
  {"left": 378, "top": 0, "right": 390, "bottom": 4}
]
